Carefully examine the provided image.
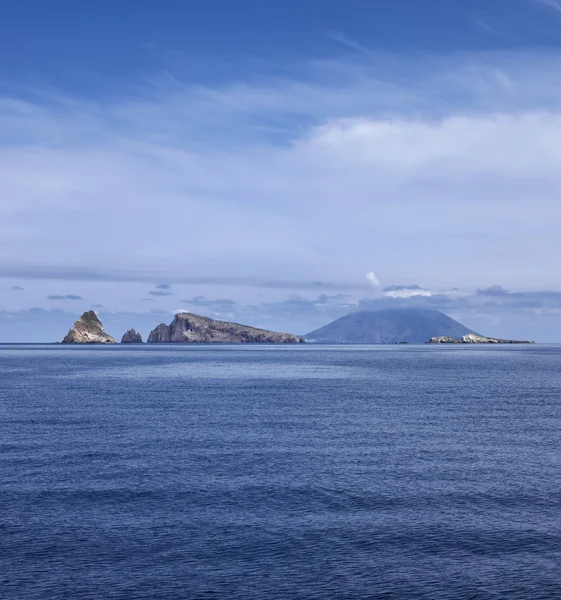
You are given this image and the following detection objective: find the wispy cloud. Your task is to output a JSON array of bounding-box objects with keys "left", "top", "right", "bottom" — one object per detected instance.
[
  {"left": 535, "top": 0, "right": 561, "bottom": 14},
  {"left": 47, "top": 294, "right": 83, "bottom": 300},
  {"left": 473, "top": 17, "right": 506, "bottom": 37},
  {"left": 328, "top": 31, "right": 373, "bottom": 54}
]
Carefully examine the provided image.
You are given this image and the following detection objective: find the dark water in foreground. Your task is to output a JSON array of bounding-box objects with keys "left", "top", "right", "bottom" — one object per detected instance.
[{"left": 1, "top": 344, "right": 561, "bottom": 599}]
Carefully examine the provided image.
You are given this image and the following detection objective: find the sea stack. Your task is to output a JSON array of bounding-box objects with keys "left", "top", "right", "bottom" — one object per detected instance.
[
  {"left": 147, "top": 312, "right": 304, "bottom": 344},
  {"left": 121, "top": 329, "right": 143, "bottom": 344},
  {"left": 62, "top": 311, "right": 116, "bottom": 344}
]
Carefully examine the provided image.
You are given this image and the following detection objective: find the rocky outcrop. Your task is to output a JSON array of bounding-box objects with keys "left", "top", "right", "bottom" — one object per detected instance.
[
  {"left": 429, "top": 336, "right": 462, "bottom": 344},
  {"left": 462, "top": 333, "right": 533, "bottom": 344},
  {"left": 62, "top": 311, "right": 116, "bottom": 344},
  {"left": 121, "top": 329, "right": 143, "bottom": 344},
  {"left": 147, "top": 312, "right": 304, "bottom": 344},
  {"left": 428, "top": 333, "right": 533, "bottom": 344}
]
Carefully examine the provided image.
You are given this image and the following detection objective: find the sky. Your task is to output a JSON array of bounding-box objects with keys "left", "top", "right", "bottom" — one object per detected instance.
[{"left": 2, "top": 0, "right": 561, "bottom": 342}]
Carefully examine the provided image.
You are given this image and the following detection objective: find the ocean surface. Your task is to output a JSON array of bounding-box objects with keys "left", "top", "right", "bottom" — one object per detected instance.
[{"left": 1, "top": 344, "right": 561, "bottom": 600}]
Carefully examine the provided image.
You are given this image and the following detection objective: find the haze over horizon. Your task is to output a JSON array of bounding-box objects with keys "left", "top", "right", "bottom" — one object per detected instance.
[{"left": 3, "top": 0, "right": 561, "bottom": 342}]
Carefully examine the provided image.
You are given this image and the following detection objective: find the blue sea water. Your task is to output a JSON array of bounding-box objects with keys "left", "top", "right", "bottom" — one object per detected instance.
[{"left": 1, "top": 344, "right": 561, "bottom": 600}]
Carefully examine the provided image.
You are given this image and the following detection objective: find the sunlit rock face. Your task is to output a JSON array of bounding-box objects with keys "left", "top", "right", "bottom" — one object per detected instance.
[
  {"left": 62, "top": 311, "right": 116, "bottom": 344},
  {"left": 147, "top": 312, "right": 304, "bottom": 344}
]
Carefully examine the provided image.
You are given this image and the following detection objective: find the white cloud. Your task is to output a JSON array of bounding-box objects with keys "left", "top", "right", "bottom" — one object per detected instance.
[
  {"left": 304, "top": 113, "right": 561, "bottom": 177},
  {"left": 328, "top": 31, "right": 372, "bottom": 54},
  {"left": 366, "top": 271, "right": 381, "bottom": 286},
  {"left": 535, "top": 0, "right": 561, "bottom": 15},
  {"left": 384, "top": 288, "right": 432, "bottom": 299}
]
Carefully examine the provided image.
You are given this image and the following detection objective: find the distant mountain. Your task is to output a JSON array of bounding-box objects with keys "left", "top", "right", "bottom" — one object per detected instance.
[
  {"left": 304, "top": 309, "right": 476, "bottom": 344},
  {"left": 147, "top": 312, "right": 304, "bottom": 344}
]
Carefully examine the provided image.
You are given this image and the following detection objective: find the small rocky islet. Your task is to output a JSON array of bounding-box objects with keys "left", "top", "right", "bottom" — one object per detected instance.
[
  {"left": 428, "top": 333, "right": 533, "bottom": 344},
  {"left": 121, "top": 329, "right": 143, "bottom": 344}
]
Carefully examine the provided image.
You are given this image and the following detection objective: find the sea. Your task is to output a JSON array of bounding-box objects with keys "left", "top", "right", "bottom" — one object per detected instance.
[{"left": 1, "top": 343, "right": 561, "bottom": 600}]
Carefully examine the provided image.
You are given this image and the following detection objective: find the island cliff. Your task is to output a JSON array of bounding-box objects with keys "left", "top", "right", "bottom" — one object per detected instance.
[
  {"left": 121, "top": 329, "right": 143, "bottom": 344},
  {"left": 428, "top": 334, "right": 533, "bottom": 344},
  {"left": 147, "top": 312, "right": 304, "bottom": 344},
  {"left": 62, "top": 311, "right": 116, "bottom": 344}
]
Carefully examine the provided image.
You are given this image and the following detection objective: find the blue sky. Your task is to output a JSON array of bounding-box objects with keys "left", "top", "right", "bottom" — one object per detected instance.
[{"left": 3, "top": 0, "right": 561, "bottom": 341}]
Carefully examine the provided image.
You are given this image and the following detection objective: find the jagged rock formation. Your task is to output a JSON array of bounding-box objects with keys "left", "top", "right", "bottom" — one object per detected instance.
[
  {"left": 147, "top": 312, "right": 304, "bottom": 344},
  {"left": 429, "top": 333, "right": 533, "bottom": 344},
  {"left": 62, "top": 311, "right": 116, "bottom": 344},
  {"left": 305, "top": 309, "right": 475, "bottom": 344},
  {"left": 121, "top": 329, "right": 143, "bottom": 344}
]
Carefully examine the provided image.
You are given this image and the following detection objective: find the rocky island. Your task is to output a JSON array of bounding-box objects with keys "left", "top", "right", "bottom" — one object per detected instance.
[
  {"left": 428, "top": 333, "right": 533, "bottom": 344},
  {"left": 61, "top": 311, "right": 116, "bottom": 344},
  {"left": 147, "top": 312, "right": 304, "bottom": 344},
  {"left": 121, "top": 329, "right": 143, "bottom": 344}
]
